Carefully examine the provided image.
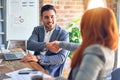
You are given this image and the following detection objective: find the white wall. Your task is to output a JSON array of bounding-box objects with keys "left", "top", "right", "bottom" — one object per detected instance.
[{"left": 6, "top": 0, "right": 39, "bottom": 41}]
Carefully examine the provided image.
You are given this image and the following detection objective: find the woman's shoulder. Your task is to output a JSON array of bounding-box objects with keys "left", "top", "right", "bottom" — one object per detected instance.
[
  {"left": 83, "top": 44, "right": 114, "bottom": 62},
  {"left": 84, "top": 44, "right": 112, "bottom": 54}
]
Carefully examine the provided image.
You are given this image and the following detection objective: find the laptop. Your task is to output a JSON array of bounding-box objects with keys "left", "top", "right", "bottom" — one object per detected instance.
[{"left": 3, "top": 52, "right": 26, "bottom": 60}]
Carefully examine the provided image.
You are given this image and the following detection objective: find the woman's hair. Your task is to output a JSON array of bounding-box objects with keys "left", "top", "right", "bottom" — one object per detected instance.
[{"left": 71, "top": 7, "right": 119, "bottom": 69}]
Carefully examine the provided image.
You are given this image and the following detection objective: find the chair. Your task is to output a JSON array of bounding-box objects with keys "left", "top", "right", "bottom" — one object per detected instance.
[{"left": 111, "top": 68, "right": 120, "bottom": 80}]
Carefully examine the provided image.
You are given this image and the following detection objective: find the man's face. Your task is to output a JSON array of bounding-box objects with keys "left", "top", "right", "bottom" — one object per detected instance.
[{"left": 41, "top": 10, "right": 56, "bottom": 31}]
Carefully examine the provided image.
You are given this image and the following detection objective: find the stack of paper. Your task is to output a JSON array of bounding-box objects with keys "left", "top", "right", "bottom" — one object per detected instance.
[{"left": 4, "top": 68, "right": 52, "bottom": 80}]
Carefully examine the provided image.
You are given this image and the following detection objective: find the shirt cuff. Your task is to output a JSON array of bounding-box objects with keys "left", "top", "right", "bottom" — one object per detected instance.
[{"left": 38, "top": 55, "right": 50, "bottom": 66}]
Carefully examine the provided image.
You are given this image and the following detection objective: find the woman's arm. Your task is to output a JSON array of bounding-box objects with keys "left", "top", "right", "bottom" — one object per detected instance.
[{"left": 59, "top": 41, "right": 79, "bottom": 51}]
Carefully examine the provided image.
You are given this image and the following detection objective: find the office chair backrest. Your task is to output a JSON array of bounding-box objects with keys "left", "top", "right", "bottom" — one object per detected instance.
[{"left": 111, "top": 68, "right": 120, "bottom": 80}]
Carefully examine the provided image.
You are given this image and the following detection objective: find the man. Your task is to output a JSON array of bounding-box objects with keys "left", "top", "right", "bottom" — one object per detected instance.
[{"left": 21, "top": 4, "right": 69, "bottom": 77}]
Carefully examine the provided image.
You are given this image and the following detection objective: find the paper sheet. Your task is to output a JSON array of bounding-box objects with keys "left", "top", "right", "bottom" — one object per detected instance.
[{"left": 4, "top": 67, "right": 52, "bottom": 80}]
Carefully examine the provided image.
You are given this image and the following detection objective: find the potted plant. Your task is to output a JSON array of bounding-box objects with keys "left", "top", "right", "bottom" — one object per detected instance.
[{"left": 65, "top": 18, "right": 82, "bottom": 58}]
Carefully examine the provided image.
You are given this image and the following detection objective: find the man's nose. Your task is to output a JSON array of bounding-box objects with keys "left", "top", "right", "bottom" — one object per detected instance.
[{"left": 48, "top": 17, "right": 52, "bottom": 22}]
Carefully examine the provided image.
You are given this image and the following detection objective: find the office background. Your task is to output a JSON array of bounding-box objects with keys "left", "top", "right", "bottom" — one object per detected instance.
[{"left": 0, "top": 0, "right": 118, "bottom": 69}]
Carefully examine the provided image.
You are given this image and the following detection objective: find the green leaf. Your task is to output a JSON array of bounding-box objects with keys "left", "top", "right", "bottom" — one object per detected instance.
[
  {"left": 73, "top": 18, "right": 80, "bottom": 23},
  {"left": 65, "top": 18, "right": 80, "bottom": 30},
  {"left": 65, "top": 22, "right": 74, "bottom": 30}
]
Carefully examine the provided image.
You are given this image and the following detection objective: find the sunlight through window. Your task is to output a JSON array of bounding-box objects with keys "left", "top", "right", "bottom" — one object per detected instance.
[{"left": 87, "top": 0, "right": 107, "bottom": 9}]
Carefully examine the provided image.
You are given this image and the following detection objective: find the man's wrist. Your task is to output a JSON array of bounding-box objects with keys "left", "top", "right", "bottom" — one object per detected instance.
[
  {"left": 45, "top": 42, "right": 49, "bottom": 49},
  {"left": 45, "top": 42, "right": 51, "bottom": 50},
  {"left": 37, "top": 55, "right": 41, "bottom": 62}
]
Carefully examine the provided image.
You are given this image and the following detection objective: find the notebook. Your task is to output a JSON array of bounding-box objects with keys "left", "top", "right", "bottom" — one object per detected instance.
[{"left": 3, "top": 52, "right": 25, "bottom": 60}]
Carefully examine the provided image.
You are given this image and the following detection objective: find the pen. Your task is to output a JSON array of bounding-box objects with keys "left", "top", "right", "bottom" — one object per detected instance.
[
  {"left": 18, "top": 69, "right": 38, "bottom": 74},
  {"left": 28, "top": 69, "right": 38, "bottom": 74},
  {"left": 25, "top": 69, "right": 38, "bottom": 72}
]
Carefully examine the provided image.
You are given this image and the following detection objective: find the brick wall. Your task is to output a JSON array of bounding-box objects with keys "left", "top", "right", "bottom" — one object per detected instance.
[
  {"left": 106, "top": 0, "right": 118, "bottom": 16},
  {"left": 40, "top": 0, "right": 118, "bottom": 28},
  {"left": 12, "top": 0, "right": 118, "bottom": 52},
  {"left": 40, "top": 0, "right": 84, "bottom": 29}
]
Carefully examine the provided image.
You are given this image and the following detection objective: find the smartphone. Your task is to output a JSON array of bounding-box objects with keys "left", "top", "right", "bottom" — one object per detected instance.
[{"left": 18, "top": 70, "right": 30, "bottom": 74}]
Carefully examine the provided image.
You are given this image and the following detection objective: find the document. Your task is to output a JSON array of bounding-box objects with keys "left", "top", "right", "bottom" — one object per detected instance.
[{"left": 4, "top": 68, "right": 52, "bottom": 80}]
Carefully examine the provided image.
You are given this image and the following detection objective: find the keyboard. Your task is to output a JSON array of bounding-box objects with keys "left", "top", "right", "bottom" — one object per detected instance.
[{"left": 3, "top": 52, "right": 25, "bottom": 60}]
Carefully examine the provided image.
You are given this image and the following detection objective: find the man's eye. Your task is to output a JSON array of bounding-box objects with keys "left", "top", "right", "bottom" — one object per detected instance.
[
  {"left": 44, "top": 16, "right": 49, "bottom": 19},
  {"left": 51, "top": 16, "right": 54, "bottom": 18}
]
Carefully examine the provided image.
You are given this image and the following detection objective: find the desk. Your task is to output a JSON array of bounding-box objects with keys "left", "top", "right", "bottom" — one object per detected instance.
[{"left": 0, "top": 48, "right": 48, "bottom": 77}]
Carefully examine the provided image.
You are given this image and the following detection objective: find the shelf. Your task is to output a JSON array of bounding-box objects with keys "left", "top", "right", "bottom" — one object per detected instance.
[
  {"left": 0, "top": 32, "right": 4, "bottom": 35},
  {"left": 0, "top": 6, "right": 3, "bottom": 8},
  {"left": 0, "top": 0, "right": 6, "bottom": 44},
  {"left": 0, "top": 19, "right": 4, "bottom": 22}
]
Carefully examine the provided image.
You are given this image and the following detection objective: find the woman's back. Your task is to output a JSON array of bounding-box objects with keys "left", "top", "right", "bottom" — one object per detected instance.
[{"left": 71, "top": 44, "right": 114, "bottom": 80}]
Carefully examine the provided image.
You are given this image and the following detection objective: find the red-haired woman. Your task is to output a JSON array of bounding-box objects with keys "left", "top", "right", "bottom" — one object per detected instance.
[{"left": 44, "top": 7, "right": 119, "bottom": 80}]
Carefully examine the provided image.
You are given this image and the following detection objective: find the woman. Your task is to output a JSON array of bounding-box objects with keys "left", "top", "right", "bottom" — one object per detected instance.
[{"left": 45, "top": 7, "right": 119, "bottom": 80}]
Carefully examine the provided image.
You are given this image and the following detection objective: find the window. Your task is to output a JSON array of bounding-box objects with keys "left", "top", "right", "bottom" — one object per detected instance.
[{"left": 87, "top": 0, "right": 107, "bottom": 9}]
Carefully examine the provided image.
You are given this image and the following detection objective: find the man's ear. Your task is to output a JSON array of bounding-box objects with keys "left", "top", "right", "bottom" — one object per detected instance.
[{"left": 40, "top": 16, "right": 43, "bottom": 24}]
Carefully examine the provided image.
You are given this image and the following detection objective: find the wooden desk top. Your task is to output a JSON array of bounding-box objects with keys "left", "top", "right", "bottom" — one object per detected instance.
[{"left": 0, "top": 48, "right": 48, "bottom": 76}]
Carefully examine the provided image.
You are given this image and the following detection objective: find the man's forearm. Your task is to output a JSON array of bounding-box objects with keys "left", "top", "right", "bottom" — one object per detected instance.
[{"left": 38, "top": 50, "right": 69, "bottom": 65}]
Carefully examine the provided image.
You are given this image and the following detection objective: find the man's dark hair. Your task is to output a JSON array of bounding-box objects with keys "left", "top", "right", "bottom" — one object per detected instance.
[{"left": 40, "top": 4, "right": 56, "bottom": 16}]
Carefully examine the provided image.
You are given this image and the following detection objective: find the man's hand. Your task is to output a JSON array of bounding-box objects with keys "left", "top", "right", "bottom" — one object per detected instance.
[
  {"left": 20, "top": 54, "right": 39, "bottom": 62},
  {"left": 46, "top": 41, "right": 62, "bottom": 53}
]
